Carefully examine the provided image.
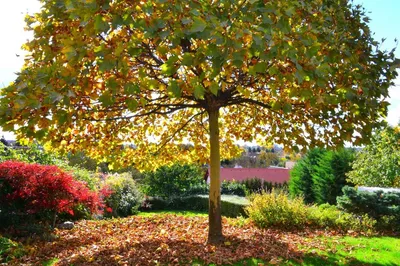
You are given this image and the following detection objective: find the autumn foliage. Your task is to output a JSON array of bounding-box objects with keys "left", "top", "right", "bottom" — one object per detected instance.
[{"left": 0, "top": 161, "right": 102, "bottom": 220}]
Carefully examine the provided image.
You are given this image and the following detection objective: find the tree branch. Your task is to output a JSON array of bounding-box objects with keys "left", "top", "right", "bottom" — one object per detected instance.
[{"left": 153, "top": 110, "right": 205, "bottom": 154}]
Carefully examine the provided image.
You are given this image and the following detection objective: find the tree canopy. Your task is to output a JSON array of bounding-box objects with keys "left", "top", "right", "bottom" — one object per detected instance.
[
  {"left": 347, "top": 126, "right": 400, "bottom": 188},
  {"left": 0, "top": 0, "right": 397, "bottom": 242},
  {"left": 0, "top": 0, "right": 396, "bottom": 169}
]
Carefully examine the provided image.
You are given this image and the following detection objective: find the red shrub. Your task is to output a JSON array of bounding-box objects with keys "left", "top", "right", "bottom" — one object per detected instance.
[{"left": 0, "top": 161, "right": 103, "bottom": 217}]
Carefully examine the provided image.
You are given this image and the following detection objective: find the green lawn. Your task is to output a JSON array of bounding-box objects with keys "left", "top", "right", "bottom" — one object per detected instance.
[
  {"left": 197, "top": 236, "right": 400, "bottom": 265},
  {"left": 290, "top": 236, "right": 400, "bottom": 266}
]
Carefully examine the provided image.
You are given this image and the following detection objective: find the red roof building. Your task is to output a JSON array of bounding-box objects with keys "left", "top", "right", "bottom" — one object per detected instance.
[{"left": 218, "top": 168, "right": 290, "bottom": 183}]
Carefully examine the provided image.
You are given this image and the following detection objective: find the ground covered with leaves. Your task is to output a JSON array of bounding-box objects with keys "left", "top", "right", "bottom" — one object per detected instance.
[{"left": 4, "top": 214, "right": 400, "bottom": 265}]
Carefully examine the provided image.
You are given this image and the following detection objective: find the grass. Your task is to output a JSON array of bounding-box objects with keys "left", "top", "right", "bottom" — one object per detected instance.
[
  {"left": 195, "top": 236, "right": 400, "bottom": 265},
  {"left": 288, "top": 235, "right": 400, "bottom": 266}
]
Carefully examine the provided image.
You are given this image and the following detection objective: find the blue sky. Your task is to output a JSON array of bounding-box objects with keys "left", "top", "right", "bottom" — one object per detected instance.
[{"left": 0, "top": 0, "right": 399, "bottom": 139}]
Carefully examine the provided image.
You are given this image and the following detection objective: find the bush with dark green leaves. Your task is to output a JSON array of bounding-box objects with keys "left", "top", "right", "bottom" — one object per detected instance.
[
  {"left": 290, "top": 148, "right": 355, "bottom": 205},
  {"left": 221, "top": 180, "right": 247, "bottom": 196},
  {"left": 140, "top": 164, "right": 204, "bottom": 199},
  {"left": 141, "top": 195, "right": 248, "bottom": 218},
  {"left": 312, "top": 149, "right": 355, "bottom": 205},
  {"left": 337, "top": 186, "right": 400, "bottom": 231},
  {"left": 241, "top": 177, "right": 263, "bottom": 193},
  {"left": 184, "top": 182, "right": 209, "bottom": 196},
  {"left": 289, "top": 148, "right": 326, "bottom": 203}
]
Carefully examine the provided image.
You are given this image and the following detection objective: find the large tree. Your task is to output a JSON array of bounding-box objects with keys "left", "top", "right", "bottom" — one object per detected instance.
[{"left": 0, "top": 0, "right": 397, "bottom": 242}]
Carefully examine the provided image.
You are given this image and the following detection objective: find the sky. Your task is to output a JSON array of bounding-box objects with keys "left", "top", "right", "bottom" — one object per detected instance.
[{"left": 0, "top": 0, "right": 399, "bottom": 140}]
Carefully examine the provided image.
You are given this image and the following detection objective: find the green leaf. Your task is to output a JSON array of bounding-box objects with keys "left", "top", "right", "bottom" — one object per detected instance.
[
  {"left": 168, "top": 80, "right": 181, "bottom": 98},
  {"left": 283, "top": 103, "right": 292, "bottom": 114},
  {"left": 99, "top": 59, "right": 115, "bottom": 72},
  {"left": 306, "top": 44, "right": 320, "bottom": 57},
  {"left": 94, "top": 15, "right": 110, "bottom": 33},
  {"left": 99, "top": 91, "right": 114, "bottom": 107},
  {"left": 194, "top": 84, "right": 205, "bottom": 99},
  {"left": 112, "top": 14, "right": 124, "bottom": 28},
  {"left": 124, "top": 83, "right": 140, "bottom": 94},
  {"left": 269, "top": 66, "right": 279, "bottom": 75},
  {"left": 181, "top": 53, "right": 194, "bottom": 66},
  {"left": 295, "top": 69, "right": 307, "bottom": 83},
  {"left": 106, "top": 78, "right": 118, "bottom": 91},
  {"left": 209, "top": 82, "right": 219, "bottom": 96},
  {"left": 56, "top": 111, "right": 68, "bottom": 125},
  {"left": 128, "top": 47, "right": 142, "bottom": 57},
  {"left": 126, "top": 99, "right": 138, "bottom": 111},
  {"left": 254, "top": 62, "right": 268, "bottom": 73},
  {"left": 49, "top": 92, "right": 63, "bottom": 103},
  {"left": 190, "top": 17, "right": 207, "bottom": 33},
  {"left": 62, "top": 46, "right": 77, "bottom": 61},
  {"left": 161, "top": 64, "right": 176, "bottom": 76},
  {"left": 271, "top": 102, "right": 281, "bottom": 111}
]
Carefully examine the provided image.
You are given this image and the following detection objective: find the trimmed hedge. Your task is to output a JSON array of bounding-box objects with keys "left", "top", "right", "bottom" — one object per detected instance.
[{"left": 141, "top": 195, "right": 248, "bottom": 217}]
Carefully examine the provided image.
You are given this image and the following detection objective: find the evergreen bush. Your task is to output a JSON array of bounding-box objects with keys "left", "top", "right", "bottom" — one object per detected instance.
[{"left": 337, "top": 186, "right": 400, "bottom": 231}]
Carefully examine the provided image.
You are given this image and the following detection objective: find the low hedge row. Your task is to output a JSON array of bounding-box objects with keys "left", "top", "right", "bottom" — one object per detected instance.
[{"left": 141, "top": 195, "right": 248, "bottom": 218}]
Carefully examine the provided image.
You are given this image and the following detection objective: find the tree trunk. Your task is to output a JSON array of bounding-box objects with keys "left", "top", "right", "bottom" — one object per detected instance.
[{"left": 207, "top": 108, "right": 224, "bottom": 243}]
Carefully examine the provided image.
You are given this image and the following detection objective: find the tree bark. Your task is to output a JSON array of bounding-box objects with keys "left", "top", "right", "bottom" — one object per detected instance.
[{"left": 207, "top": 108, "right": 224, "bottom": 243}]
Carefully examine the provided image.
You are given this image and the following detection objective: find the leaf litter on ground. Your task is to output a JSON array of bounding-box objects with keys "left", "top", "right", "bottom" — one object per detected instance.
[{"left": 6, "top": 214, "right": 363, "bottom": 265}]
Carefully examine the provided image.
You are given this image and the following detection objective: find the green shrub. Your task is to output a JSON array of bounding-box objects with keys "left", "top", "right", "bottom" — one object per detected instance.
[
  {"left": 141, "top": 164, "right": 204, "bottom": 198},
  {"left": 337, "top": 186, "right": 400, "bottom": 231},
  {"left": 246, "top": 191, "right": 376, "bottom": 232},
  {"left": 246, "top": 190, "right": 309, "bottom": 229},
  {"left": 102, "top": 173, "right": 143, "bottom": 217},
  {"left": 221, "top": 180, "right": 246, "bottom": 196},
  {"left": 140, "top": 197, "right": 169, "bottom": 210},
  {"left": 141, "top": 195, "right": 248, "bottom": 218},
  {"left": 0, "top": 236, "right": 24, "bottom": 263},
  {"left": 184, "top": 182, "right": 209, "bottom": 196},
  {"left": 241, "top": 177, "right": 263, "bottom": 193},
  {"left": 308, "top": 204, "right": 376, "bottom": 232},
  {"left": 62, "top": 165, "right": 101, "bottom": 191}
]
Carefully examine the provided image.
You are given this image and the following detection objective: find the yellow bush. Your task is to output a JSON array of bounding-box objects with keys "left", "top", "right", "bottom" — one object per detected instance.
[{"left": 246, "top": 190, "right": 308, "bottom": 229}]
